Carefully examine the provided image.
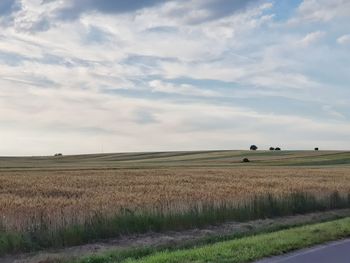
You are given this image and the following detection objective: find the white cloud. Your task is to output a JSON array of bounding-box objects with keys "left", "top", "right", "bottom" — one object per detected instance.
[
  {"left": 290, "top": 0, "right": 350, "bottom": 24},
  {"left": 149, "top": 80, "right": 220, "bottom": 97},
  {"left": 322, "top": 105, "right": 345, "bottom": 119},
  {"left": 337, "top": 34, "right": 350, "bottom": 45},
  {"left": 299, "top": 31, "right": 325, "bottom": 46}
]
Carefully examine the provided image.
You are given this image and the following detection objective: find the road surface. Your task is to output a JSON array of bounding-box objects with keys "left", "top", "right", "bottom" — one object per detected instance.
[{"left": 257, "top": 238, "right": 350, "bottom": 263}]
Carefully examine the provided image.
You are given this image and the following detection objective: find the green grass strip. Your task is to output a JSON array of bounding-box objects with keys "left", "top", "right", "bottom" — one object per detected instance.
[
  {"left": 68, "top": 213, "right": 347, "bottom": 263},
  {"left": 125, "top": 217, "right": 350, "bottom": 263}
]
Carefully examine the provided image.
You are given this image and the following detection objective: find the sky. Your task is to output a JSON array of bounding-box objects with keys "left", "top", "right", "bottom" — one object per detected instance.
[{"left": 0, "top": 0, "right": 350, "bottom": 156}]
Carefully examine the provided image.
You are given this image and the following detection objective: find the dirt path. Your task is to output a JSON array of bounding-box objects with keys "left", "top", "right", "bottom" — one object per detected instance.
[{"left": 2, "top": 209, "right": 350, "bottom": 263}]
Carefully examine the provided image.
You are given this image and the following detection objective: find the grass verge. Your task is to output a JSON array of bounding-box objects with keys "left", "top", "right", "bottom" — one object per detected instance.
[
  {"left": 124, "top": 217, "right": 350, "bottom": 263},
  {"left": 67, "top": 210, "right": 350, "bottom": 263}
]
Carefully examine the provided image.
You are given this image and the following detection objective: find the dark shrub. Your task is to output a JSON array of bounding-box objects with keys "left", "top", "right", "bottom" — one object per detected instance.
[
  {"left": 250, "top": 145, "right": 258, "bottom": 151},
  {"left": 315, "top": 148, "right": 319, "bottom": 151},
  {"left": 275, "top": 147, "right": 281, "bottom": 151},
  {"left": 269, "top": 147, "right": 275, "bottom": 151},
  {"left": 243, "top": 158, "right": 250, "bottom": 163}
]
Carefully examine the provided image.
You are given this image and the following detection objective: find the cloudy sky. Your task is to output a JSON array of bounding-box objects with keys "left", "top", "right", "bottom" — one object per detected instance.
[{"left": 0, "top": 0, "right": 350, "bottom": 155}]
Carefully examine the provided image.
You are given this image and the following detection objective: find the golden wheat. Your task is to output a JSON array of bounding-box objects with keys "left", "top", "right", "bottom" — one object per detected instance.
[{"left": 1, "top": 167, "right": 350, "bottom": 232}]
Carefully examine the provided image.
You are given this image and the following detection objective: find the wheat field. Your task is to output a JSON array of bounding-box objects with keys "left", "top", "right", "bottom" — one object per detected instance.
[
  {"left": 1, "top": 150, "right": 350, "bottom": 253},
  {"left": 1, "top": 166, "right": 350, "bottom": 232}
]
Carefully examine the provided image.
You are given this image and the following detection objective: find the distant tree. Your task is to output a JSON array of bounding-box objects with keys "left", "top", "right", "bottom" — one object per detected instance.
[
  {"left": 314, "top": 148, "right": 319, "bottom": 151},
  {"left": 275, "top": 147, "right": 281, "bottom": 151},
  {"left": 242, "top": 158, "right": 250, "bottom": 163},
  {"left": 250, "top": 145, "right": 258, "bottom": 151},
  {"left": 269, "top": 147, "right": 275, "bottom": 151},
  {"left": 54, "top": 153, "right": 63, "bottom": 157}
]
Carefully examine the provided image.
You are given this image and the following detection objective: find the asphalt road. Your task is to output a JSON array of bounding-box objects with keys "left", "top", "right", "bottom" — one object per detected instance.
[{"left": 257, "top": 238, "right": 350, "bottom": 263}]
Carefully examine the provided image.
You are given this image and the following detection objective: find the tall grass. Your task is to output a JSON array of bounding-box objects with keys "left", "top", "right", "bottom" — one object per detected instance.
[{"left": 1, "top": 191, "right": 350, "bottom": 256}]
